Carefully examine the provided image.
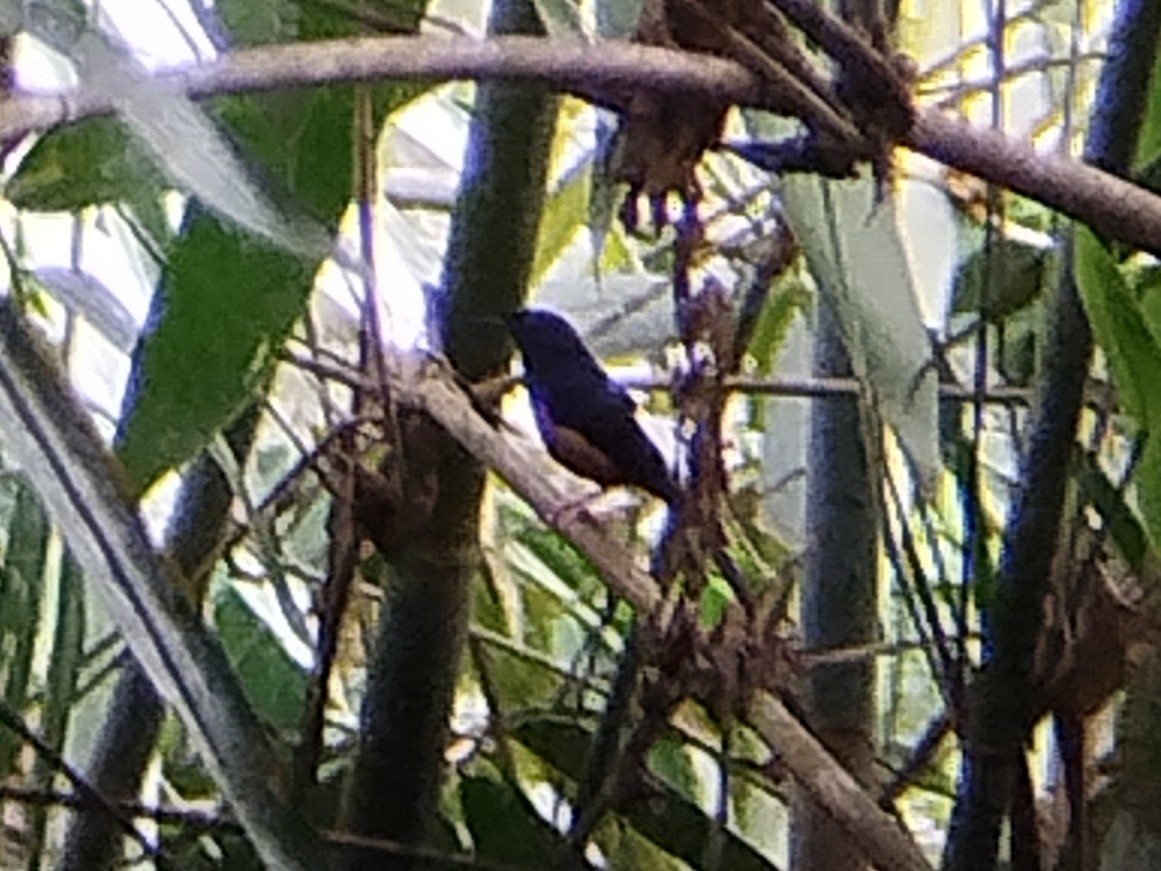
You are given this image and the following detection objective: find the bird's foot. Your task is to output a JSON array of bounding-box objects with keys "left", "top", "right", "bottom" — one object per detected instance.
[{"left": 546, "top": 489, "right": 605, "bottom": 528}]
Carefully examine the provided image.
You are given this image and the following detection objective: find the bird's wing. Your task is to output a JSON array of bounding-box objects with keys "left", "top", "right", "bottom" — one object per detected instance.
[
  {"left": 531, "top": 379, "right": 677, "bottom": 501},
  {"left": 545, "top": 379, "right": 637, "bottom": 433}
]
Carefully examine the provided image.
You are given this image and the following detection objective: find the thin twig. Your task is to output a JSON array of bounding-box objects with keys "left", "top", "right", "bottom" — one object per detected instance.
[
  {"left": 0, "top": 786, "right": 238, "bottom": 832},
  {"left": 0, "top": 699, "right": 164, "bottom": 864}
]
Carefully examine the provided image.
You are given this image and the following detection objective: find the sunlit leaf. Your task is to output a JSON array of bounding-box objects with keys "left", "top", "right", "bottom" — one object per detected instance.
[
  {"left": 649, "top": 737, "right": 698, "bottom": 801},
  {"left": 475, "top": 632, "right": 564, "bottom": 711},
  {"left": 699, "top": 575, "right": 733, "bottom": 630},
  {"left": 746, "top": 274, "right": 811, "bottom": 373},
  {"left": 782, "top": 176, "right": 941, "bottom": 489},
  {"left": 598, "top": 820, "right": 690, "bottom": 871},
  {"left": 214, "top": 585, "right": 308, "bottom": 733},
  {"left": 532, "top": 0, "right": 587, "bottom": 37},
  {"left": 74, "top": 31, "right": 327, "bottom": 259},
  {"left": 532, "top": 163, "right": 591, "bottom": 288},
  {"left": 32, "top": 267, "right": 138, "bottom": 352}
]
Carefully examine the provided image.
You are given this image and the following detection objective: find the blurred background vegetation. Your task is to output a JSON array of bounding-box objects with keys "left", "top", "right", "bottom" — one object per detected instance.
[{"left": 0, "top": 0, "right": 1158, "bottom": 869}]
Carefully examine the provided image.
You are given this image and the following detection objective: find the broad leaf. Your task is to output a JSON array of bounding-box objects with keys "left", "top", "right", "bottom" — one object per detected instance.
[
  {"left": 781, "top": 176, "right": 941, "bottom": 488},
  {"left": 951, "top": 236, "right": 1053, "bottom": 321},
  {"left": 114, "top": 0, "right": 429, "bottom": 491},
  {"left": 7, "top": 117, "right": 165, "bottom": 213},
  {"left": 214, "top": 584, "right": 308, "bottom": 733},
  {"left": 74, "top": 30, "right": 327, "bottom": 259},
  {"left": 117, "top": 211, "right": 313, "bottom": 494},
  {"left": 532, "top": 159, "right": 593, "bottom": 288},
  {"left": 1074, "top": 226, "right": 1161, "bottom": 424}
]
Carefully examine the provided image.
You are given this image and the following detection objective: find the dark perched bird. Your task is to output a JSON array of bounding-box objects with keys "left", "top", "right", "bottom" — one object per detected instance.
[{"left": 506, "top": 309, "right": 680, "bottom": 505}]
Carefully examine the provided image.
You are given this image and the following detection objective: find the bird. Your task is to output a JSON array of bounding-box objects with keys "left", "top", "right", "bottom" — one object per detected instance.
[{"left": 505, "top": 308, "right": 680, "bottom": 505}]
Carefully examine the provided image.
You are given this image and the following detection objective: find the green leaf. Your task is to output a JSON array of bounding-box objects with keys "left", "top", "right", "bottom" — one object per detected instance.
[
  {"left": 7, "top": 116, "right": 167, "bottom": 212},
  {"left": 598, "top": 819, "right": 690, "bottom": 871},
  {"left": 214, "top": 87, "right": 357, "bottom": 224},
  {"left": 1075, "top": 225, "right": 1161, "bottom": 552},
  {"left": 213, "top": 0, "right": 429, "bottom": 218},
  {"left": 532, "top": 162, "right": 591, "bottom": 288},
  {"left": 117, "top": 210, "right": 313, "bottom": 495},
  {"left": 515, "top": 720, "right": 594, "bottom": 781},
  {"left": 475, "top": 632, "right": 565, "bottom": 712},
  {"left": 1134, "top": 46, "right": 1161, "bottom": 171},
  {"left": 995, "top": 306, "right": 1039, "bottom": 386},
  {"left": 746, "top": 275, "right": 811, "bottom": 374},
  {"left": 1136, "top": 439, "right": 1161, "bottom": 563},
  {"left": 699, "top": 575, "right": 734, "bottom": 630},
  {"left": 110, "top": 11, "right": 434, "bottom": 494},
  {"left": 1137, "top": 264, "right": 1161, "bottom": 346},
  {"left": 503, "top": 506, "right": 606, "bottom": 602},
  {"left": 218, "top": 0, "right": 427, "bottom": 45},
  {"left": 461, "top": 773, "right": 567, "bottom": 866},
  {"left": 213, "top": 584, "right": 308, "bottom": 733},
  {"left": 648, "top": 736, "right": 698, "bottom": 800},
  {"left": 1074, "top": 225, "right": 1161, "bottom": 424},
  {"left": 0, "top": 481, "right": 49, "bottom": 780},
  {"left": 80, "top": 31, "right": 326, "bottom": 258},
  {"left": 216, "top": 0, "right": 304, "bottom": 44},
  {"left": 951, "top": 237, "right": 1053, "bottom": 321}
]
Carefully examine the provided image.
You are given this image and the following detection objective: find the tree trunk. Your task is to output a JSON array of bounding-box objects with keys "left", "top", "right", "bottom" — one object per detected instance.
[
  {"left": 792, "top": 299, "right": 878, "bottom": 870},
  {"left": 942, "top": 1, "right": 1161, "bottom": 867},
  {"left": 338, "top": 0, "right": 558, "bottom": 867}
]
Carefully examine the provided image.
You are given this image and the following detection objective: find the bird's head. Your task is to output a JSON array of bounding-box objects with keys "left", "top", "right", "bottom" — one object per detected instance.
[{"left": 505, "top": 309, "right": 588, "bottom": 367}]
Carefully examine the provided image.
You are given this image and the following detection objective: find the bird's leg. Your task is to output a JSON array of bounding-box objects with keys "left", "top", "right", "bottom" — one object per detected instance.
[{"left": 546, "top": 487, "right": 606, "bottom": 528}]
